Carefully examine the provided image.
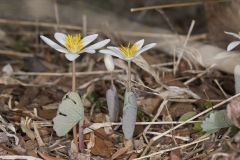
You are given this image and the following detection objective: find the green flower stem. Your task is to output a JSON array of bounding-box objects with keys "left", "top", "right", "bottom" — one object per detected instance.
[
  {"left": 128, "top": 61, "right": 132, "bottom": 91},
  {"left": 72, "top": 60, "right": 78, "bottom": 151},
  {"left": 111, "top": 71, "right": 114, "bottom": 86}
]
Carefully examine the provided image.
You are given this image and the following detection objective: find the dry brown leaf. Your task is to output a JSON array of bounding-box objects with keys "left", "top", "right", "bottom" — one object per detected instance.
[
  {"left": 170, "top": 149, "right": 181, "bottom": 160},
  {"left": 128, "top": 153, "right": 138, "bottom": 160},
  {"left": 38, "top": 152, "right": 65, "bottom": 160},
  {"left": 86, "top": 128, "right": 114, "bottom": 158},
  {"left": 165, "top": 103, "right": 194, "bottom": 119},
  {"left": 140, "top": 96, "right": 162, "bottom": 114},
  {"left": 111, "top": 146, "right": 129, "bottom": 160}
]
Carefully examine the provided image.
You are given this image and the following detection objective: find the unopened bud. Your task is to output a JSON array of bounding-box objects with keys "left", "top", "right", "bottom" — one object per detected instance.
[{"left": 104, "top": 55, "right": 115, "bottom": 72}]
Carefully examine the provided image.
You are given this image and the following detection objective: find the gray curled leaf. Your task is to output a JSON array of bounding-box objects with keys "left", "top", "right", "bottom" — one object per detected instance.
[
  {"left": 106, "top": 84, "right": 119, "bottom": 122},
  {"left": 122, "top": 91, "right": 137, "bottom": 140},
  {"left": 53, "top": 91, "right": 84, "bottom": 136}
]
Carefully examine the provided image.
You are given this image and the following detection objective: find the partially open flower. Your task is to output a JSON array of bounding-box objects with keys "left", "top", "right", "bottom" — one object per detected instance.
[
  {"left": 40, "top": 33, "right": 110, "bottom": 61},
  {"left": 225, "top": 31, "right": 240, "bottom": 51},
  {"left": 99, "top": 39, "right": 156, "bottom": 61}
]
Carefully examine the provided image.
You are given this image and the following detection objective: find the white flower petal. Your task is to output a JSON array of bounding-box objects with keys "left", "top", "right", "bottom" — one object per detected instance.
[
  {"left": 82, "top": 34, "right": 98, "bottom": 47},
  {"left": 85, "top": 50, "right": 96, "bottom": 54},
  {"left": 40, "top": 35, "right": 68, "bottom": 54},
  {"left": 134, "top": 39, "right": 144, "bottom": 51},
  {"left": 227, "top": 41, "right": 240, "bottom": 51},
  {"left": 80, "top": 39, "right": 110, "bottom": 53},
  {"left": 99, "top": 49, "right": 124, "bottom": 59},
  {"left": 65, "top": 53, "right": 80, "bottom": 61},
  {"left": 107, "top": 46, "right": 126, "bottom": 58},
  {"left": 133, "top": 43, "right": 156, "bottom": 58},
  {"left": 54, "top": 32, "right": 67, "bottom": 46},
  {"left": 225, "top": 31, "right": 240, "bottom": 39}
]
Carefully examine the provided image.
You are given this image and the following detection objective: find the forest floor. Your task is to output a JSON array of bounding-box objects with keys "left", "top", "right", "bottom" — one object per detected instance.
[{"left": 0, "top": 0, "right": 239, "bottom": 160}]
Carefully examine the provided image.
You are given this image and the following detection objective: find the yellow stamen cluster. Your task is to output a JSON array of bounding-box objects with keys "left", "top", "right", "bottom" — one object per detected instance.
[
  {"left": 119, "top": 43, "right": 138, "bottom": 57},
  {"left": 65, "top": 34, "right": 84, "bottom": 53}
]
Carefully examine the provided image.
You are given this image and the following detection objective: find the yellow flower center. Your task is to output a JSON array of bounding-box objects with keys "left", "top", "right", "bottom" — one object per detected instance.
[
  {"left": 65, "top": 34, "right": 84, "bottom": 53},
  {"left": 119, "top": 42, "right": 138, "bottom": 57}
]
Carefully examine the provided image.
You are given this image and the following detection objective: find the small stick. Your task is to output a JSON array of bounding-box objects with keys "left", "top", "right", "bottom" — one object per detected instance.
[
  {"left": 141, "top": 92, "right": 240, "bottom": 156},
  {"left": 110, "top": 121, "right": 200, "bottom": 126},
  {"left": 72, "top": 60, "right": 78, "bottom": 149},
  {"left": 0, "top": 50, "right": 34, "bottom": 58},
  {"left": 82, "top": 15, "right": 87, "bottom": 36},
  {"left": 214, "top": 79, "right": 229, "bottom": 98},
  {"left": 130, "top": 0, "right": 229, "bottom": 12},
  {"left": 184, "top": 64, "right": 215, "bottom": 85},
  {"left": 146, "top": 132, "right": 190, "bottom": 141},
  {"left": 168, "top": 98, "right": 223, "bottom": 103},
  {"left": 54, "top": 0, "right": 60, "bottom": 30}
]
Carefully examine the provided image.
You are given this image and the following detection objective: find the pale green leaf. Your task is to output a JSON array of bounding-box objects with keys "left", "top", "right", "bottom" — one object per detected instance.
[
  {"left": 179, "top": 111, "right": 196, "bottom": 122},
  {"left": 201, "top": 110, "right": 232, "bottom": 133},
  {"left": 53, "top": 92, "right": 84, "bottom": 136}
]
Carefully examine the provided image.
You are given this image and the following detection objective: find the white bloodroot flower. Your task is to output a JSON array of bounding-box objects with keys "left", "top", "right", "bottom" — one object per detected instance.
[
  {"left": 104, "top": 55, "right": 115, "bottom": 72},
  {"left": 225, "top": 31, "right": 240, "bottom": 51},
  {"left": 99, "top": 39, "right": 156, "bottom": 61},
  {"left": 40, "top": 33, "right": 110, "bottom": 61}
]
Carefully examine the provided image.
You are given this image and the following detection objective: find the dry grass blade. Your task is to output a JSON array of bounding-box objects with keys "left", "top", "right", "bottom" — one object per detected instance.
[
  {"left": 12, "top": 70, "right": 123, "bottom": 77},
  {"left": 183, "top": 64, "right": 216, "bottom": 85},
  {"left": 174, "top": 20, "right": 195, "bottom": 74}
]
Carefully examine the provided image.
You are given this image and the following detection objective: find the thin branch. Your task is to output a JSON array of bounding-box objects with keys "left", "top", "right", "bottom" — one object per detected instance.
[
  {"left": 0, "top": 18, "right": 205, "bottom": 39},
  {"left": 130, "top": 0, "right": 229, "bottom": 12}
]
